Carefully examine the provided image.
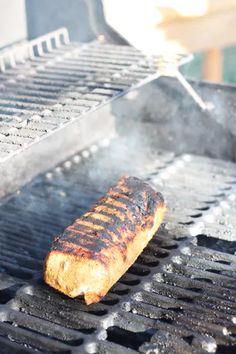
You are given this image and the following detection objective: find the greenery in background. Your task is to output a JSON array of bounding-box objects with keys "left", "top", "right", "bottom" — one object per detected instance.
[
  {"left": 180, "top": 48, "right": 236, "bottom": 84},
  {"left": 180, "top": 53, "right": 203, "bottom": 81},
  {"left": 224, "top": 47, "right": 236, "bottom": 84}
]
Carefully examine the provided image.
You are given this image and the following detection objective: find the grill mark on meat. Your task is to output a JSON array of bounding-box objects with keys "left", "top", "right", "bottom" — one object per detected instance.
[
  {"left": 59, "top": 215, "right": 149, "bottom": 254},
  {"left": 75, "top": 220, "right": 104, "bottom": 230},
  {"left": 57, "top": 231, "right": 110, "bottom": 252},
  {"left": 72, "top": 218, "right": 122, "bottom": 240},
  {"left": 107, "top": 183, "right": 160, "bottom": 219},
  {"left": 94, "top": 205, "right": 125, "bottom": 221},
  {"left": 83, "top": 212, "right": 111, "bottom": 223},
  {"left": 112, "top": 185, "right": 130, "bottom": 194},
  {"left": 111, "top": 186, "right": 132, "bottom": 196},
  {"left": 108, "top": 195, "right": 138, "bottom": 209},
  {"left": 55, "top": 226, "right": 126, "bottom": 255},
  {"left": 94, "top": 209, "right": 128, "bottom": 227},
  {"left": 82, "top": 214, "right": 133, "bottom": 236},
  {"left": 109, "top": 190, "right": 130, "bottom": 200},
  {"left": 100, "top": 197, "right": 128, "bottom": 210},
  {"left": 82, "top": 215, "right": 124, "bottom": 238},
  {"left": 52, "top": 241, "right": 109, "bottom": 264},
  {"left": 63, "top": 221, "right": 124, "bottom": 249},
  {"left": 108, "top": 196, "right": 146, "bottom": 223},
  {"left": 102, "top": 202, "right": 134, "bottom": 222}
]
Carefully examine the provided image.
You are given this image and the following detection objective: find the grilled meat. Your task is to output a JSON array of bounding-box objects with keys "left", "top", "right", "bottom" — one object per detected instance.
[{"left": 44, "top": 176, "right": 165, "bottom": 304}]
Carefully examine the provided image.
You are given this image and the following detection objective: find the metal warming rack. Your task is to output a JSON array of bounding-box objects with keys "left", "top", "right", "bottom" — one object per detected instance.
[
  {"left": 0, "top": 29, "right": 235, "bottom": 354},
  {"left": 0, "top": 28, "right": 206, "bottom": 198}
]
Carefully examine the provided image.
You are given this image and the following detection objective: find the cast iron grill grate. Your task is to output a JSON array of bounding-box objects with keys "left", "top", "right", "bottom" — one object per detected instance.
[{"left": 0, "top": 141, "right": 235, "bottom": 353}]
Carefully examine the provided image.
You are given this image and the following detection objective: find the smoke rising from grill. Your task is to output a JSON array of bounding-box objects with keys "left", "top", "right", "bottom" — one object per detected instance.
[{"left": 82, "top": 76, "right": 236, "bottom": 195}]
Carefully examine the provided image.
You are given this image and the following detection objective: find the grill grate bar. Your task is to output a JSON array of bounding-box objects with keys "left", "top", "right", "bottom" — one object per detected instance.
[
  {"left": 4, "top": 308, "right": 86, "bottom": 343},
  {"left": 10, "top": 293, "right": 102, "bottom": 331},
  {"left": 116, "top": 308, "right": 235, "bottom": 346},
  {"left": 150, "top": 280, "right": 236, "bottom": 316},
  {"left": 155, "top": 270, "right": 236, "bottom": 300},
  {"left": 0, "top": 320, "right": 73, "bottom": 353},
  {"left": 0, "top": 335, "right": 38, "bottom": 354}
]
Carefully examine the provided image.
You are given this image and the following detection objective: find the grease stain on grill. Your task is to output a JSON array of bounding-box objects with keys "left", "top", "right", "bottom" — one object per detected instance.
[
  {"left": 218, "top": 345, "right": 236, "bottom": 354},
  {"left": 111, "top": 288, "right": 130, "bottom": 296},
  {"left": 197, "top": 234, "right": 236, "bottom": 255},
  {"left": 162, "top": 243, "right": 178, "bottom": 250},
  {"left": 197, "top": 205, "right": 211, "bottom": 211},
  {"left": 119, "top": 278, "right": 141, "bottom": 287},
  {"left": 128, "top": 265, "right": 150, "bottom": 277},
  {"left": 193, "top": 277, "right": 213, "bottom": 284},
  {"left": 190, "top": 213, "right": 203, "bottom": 218},
  {"left": 176, "top": 296, "right": 194, "bottom": 303},
  {"left": 182, "top": 335, "right": 194, "bottom": 345},
  {"left": 158, "top": 317, "right": 174, "bottom": 324},
  {"left": 205, "top": 269, "right": 222, "bottom": 275},
  {"left": 106, "top": 326, "right": 156, "bottom": 351},
  {"left": 0, "top": 285, "right": 21, "bottom": 304},
  {"left": 139, "top": 258, "right": 160, "bottom": 267},
  {"left": 4, "top": 321, "right": 84, "bottom": 347},
  {"left": 100, "top": 298, "right": 119, "bottom": 306},
  {"left": 185, "top": 287, "right": 203, "bottom": 293}
]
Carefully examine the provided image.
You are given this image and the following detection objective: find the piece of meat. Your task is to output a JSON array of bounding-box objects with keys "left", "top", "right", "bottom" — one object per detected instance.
[{"left": 44, "top": 176, "right": 165, "bottom": 304}]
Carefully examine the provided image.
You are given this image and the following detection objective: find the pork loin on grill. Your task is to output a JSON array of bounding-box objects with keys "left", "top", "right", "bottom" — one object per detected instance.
[{"left": 44, "top": 176, "right": 165, "bottom": 304}]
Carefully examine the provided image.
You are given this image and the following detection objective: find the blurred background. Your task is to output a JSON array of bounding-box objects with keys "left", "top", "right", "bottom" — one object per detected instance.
[{"left": 1, "top": 0, "right": 236, "bottom": 84}]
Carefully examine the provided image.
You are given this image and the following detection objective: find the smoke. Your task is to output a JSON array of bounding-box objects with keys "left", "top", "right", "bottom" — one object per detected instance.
[
  {"left": 81, "top": 75, "right": 236, "bottom": 193},
  {"left": 80, "top": 132, "right": 154, "bottom": 192}
]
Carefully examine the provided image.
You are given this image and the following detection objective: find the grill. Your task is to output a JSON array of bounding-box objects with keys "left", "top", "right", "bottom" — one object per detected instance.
[{"left": 0, "top": 29, "right": 236, "bottom": 354}]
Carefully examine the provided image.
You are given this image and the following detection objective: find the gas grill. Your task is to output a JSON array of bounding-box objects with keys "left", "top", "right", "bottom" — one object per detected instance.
[{"left": 0, "top": 28, "right": 236, "bottom": 354}]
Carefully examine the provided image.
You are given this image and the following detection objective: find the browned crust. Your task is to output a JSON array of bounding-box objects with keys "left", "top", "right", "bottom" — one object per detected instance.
[{"left": 44, "top": 176, "right": 166, "bottom": 304}]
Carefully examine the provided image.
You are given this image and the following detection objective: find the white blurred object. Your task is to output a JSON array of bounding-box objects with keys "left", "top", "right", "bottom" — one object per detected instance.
[
  {"left": 0, "top": 0, "right": 26, "bottom": 48},
  {"left": 103, "top": 0, "right": 174, "bottom": 55},
  {"left": 103, "top": 0, "right": 208, "bottom": 55},
  {"left": 157, "top": 0, "right": 208, "bottom": 17},
  {"left": 103, "top": 0, "right": 236, "bottom": 57}
]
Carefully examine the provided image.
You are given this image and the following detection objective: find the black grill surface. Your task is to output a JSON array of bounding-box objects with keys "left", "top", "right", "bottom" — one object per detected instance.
[{"left": 0, "top": 139, "right": 235, "bottom": 353}]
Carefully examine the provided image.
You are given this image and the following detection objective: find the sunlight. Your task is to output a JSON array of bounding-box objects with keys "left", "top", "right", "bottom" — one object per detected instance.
[{"left": 157, "top": 0, "right": 209, "bottom": 17}]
